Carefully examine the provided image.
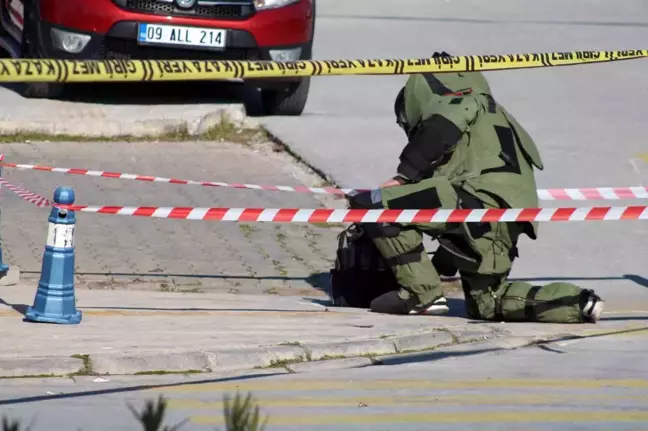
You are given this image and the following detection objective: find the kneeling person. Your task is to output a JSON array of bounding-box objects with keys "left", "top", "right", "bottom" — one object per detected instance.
[{"left": 348, "top": 68, "right": 603, "bottom": 324}]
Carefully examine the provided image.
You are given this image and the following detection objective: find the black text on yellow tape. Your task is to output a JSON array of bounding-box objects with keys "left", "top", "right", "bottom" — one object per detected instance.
[{"left": 0, "top": 50, "right": 645, "bottom": 83}]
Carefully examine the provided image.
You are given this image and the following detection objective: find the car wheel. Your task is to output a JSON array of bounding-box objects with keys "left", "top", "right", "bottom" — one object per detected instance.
[
  {"left": 19, "top": 0, "right": 64, "bottom": 99},
  {"left": 260, "top": 77, "right": 310, "bottom": 116},
  {"left": 22, "top": 82, "right": 64, "bottom": 99}
]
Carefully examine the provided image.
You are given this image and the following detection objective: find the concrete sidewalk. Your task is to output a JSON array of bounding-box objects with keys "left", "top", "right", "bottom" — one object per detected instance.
[{"left": 1, "top": 285, "right": 647, "bottom": 378}]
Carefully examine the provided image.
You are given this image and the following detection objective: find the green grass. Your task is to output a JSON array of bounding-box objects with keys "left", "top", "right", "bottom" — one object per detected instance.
[
  {"left": 0, "top": 119, "right": 269, "bottom": 145},
  {"left": 69, "top": 354, "right": 93, "bottom": 376}
]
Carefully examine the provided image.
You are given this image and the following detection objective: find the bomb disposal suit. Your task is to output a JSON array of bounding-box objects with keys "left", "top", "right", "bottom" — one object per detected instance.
[{"left": 348, "top": 69, "right": 604, "bottom": 323}]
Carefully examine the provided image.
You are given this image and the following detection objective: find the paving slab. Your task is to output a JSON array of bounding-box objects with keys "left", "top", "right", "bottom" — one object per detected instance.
[{"left": 0, "top": 138, "right": 346, "bottom": 296}]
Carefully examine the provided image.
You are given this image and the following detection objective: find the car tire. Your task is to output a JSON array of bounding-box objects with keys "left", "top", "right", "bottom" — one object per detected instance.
[
  {"left": 19, "top": 0, "right": 64, "bottom": 99},
  {"left": 260, "top": 77, "right": 310, "bottom": 116},
  {"left": 22, "top": 82, "right": 64, "bottom": 99}
]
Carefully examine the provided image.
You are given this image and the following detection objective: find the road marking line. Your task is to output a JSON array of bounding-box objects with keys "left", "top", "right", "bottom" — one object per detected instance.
[
  {"left": 635, "top": 153, "right": 648, "bottom": 162},
  {"left": 168, "top": 394, "right": 648, "bottom": 409},
  {"left": 159, "top": 378, "right": 648, "bottom": 393},
  {"left": 189, "top": 410, "right": 648, "bottom": 426}
]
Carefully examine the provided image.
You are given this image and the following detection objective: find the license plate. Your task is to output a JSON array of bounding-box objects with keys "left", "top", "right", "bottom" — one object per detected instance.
[{"left": 137, "top": 24, "right": 226, "bottom": 48}]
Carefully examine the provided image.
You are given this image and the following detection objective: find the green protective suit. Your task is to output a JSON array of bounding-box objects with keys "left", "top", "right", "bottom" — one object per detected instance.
[{"left": 359, "top": 71, "right": 594, "bottom": 323}]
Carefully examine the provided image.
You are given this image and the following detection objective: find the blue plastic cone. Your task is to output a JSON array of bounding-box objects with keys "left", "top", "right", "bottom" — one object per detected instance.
[
  {"left": 25, "top": 187, "right": 82, "bottom": 324},
  {"left": 0, "top": 163, "right": 10, "bottom": 274}
]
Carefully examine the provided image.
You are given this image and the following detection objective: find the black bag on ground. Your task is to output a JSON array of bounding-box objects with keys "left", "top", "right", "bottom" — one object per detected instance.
[{"left": 328, "top": 224, "right": 400, "bottom": 308}]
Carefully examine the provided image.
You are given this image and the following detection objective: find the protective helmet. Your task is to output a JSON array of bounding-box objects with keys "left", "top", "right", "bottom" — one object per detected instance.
[
  {"left": 394, "top": 52, "right": 456, "bottom": 135},
  {"left": 394, "top": 52, "right": 492, "bottom": 136}
]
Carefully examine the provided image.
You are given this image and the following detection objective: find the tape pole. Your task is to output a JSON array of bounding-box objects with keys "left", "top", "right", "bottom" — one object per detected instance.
[
  {"left": 2, "top": 160, "right": 648, "bottom": 201},
  {"left": 51, "top": 205, "right": 648, "bottom": 223},
  {"left": 0, "top": 50, "right": 645, "bottom": 83}
]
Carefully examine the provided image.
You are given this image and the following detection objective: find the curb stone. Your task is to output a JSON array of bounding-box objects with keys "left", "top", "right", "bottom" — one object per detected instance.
[
  {"left": 0, "top": 105, "right": 247, "bottom": 138},
  {"left": 286, "top": 357, "right": 374, "bottom": 373},
  {"left": 5, "top": 324, "right": 641, "bottom": 378},
  {"left": 300, "top": 338, "right": 397, "bottom": 361},
  {"left": 0, "top": 356, "right": 84, "bottom": 378},
  {"left": 0, "top": 330, "right": 478, "bottom": 378},
  {"left": 0, "top": 266, "right": 19, "bottom": 286},
  {"left": 391, "top": 331, "right": 456, "bottom": 353}
]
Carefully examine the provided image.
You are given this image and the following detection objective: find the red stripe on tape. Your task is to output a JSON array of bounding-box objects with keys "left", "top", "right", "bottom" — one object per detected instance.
[
  {"left": 622, "top": 206, "right": 647, "bottom": 219},
  {"left": 102, "top": 172, "right": 124, "bottom": 179},
  {"left": 239, "top": 208, "right": 264, "bottom": 222},
  {"left": 133, "top": 207, "right": 157, "bottom": 217},
  {"left": 309, "top": 208, "right": 338, "bottom": 223},
  {"left": 68, "top": 168, "right": 90, "bottom": 175},
  {"left": 376, "top": 208, "right": 402, "bottom": 223},
  {"left": 274, "top": 208, "right": 300, "bottom": 222},
  {"left": 169, "top": 178, "right": 189, "bottom": 185},
  {"left": 167, "top": 207, "right": 192, "bottom": 219},
  {"left": 552, "top": 207, "right": 577, "bottom": 221},
  {"left": 585, "top": 207, "right": 610, "bottom": 220},
  {"left": 203, "top": 208, "right": 229, "bottom": 220},
  {"left": 581, "top": 188, "right": 605, "bottom": 200}
]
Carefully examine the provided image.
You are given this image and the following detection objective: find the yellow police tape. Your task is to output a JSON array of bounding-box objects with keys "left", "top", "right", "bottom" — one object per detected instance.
[{"left": 0, "top": 49, "right": 646, "bottom": 83}]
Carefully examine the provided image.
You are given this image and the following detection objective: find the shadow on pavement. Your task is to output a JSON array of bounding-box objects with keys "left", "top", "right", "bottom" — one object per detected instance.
[
  {"left": 78, "top": 306, "right": 328, "bottom": 313},
  {"left": 0, "top": 298, "right": 28, "bottom": 315},
  {"left": 0, "top": 371, "right": 283, "bottom": 406},
  {"left": 374, "top": 347, "right": 503, "bottom": 367},
  {"left": 59, "top": 81, "right": 243, "bottom": 106},
  {"left": 21, "top": 270, "right": 329, "bottom": 287},
  {"left": 0, "top": 80, "right": 263, "bottom": 110}
]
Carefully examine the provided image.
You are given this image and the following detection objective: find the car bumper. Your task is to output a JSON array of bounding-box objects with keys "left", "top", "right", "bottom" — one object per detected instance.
[{"left": 37, "top": 0, "right": 313, "bottom": 86}]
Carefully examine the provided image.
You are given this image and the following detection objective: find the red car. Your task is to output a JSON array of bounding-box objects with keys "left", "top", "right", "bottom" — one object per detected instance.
[{"left": 0, "top": 0, "right": 315, "bottom": 115}]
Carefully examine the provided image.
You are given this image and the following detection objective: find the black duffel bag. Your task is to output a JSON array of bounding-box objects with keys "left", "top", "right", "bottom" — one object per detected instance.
[{"left": 328, "top": 224, "right": 399, "bottom": 308}]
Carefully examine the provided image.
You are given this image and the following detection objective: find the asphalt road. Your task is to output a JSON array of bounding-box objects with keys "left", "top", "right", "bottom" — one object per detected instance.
[
  {"left": 261, "top": 0, "right": 648, "bottom": 308},
  {"left": 1, "top": 328, "right": 647, "bottom": 430}
]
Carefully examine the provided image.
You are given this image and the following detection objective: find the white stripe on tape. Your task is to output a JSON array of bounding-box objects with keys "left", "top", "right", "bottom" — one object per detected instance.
[
  {"left": 187, "top": 208, "right": 209, "bottom": 220},
  {"left": 223, "top": 208, "right": 244, "bottom": 221},
  {"left": 501, "top": 208, "right": 523, "bottom": 221},
  {"left": 257, "top": 209, "right": 280, "bottom": 222},
  {"left": 292, "top": 209, "right": 316, "bottom": 223},
  {"left": 603, "top": 206, "right": 626, "bottom": 220},
  {"left": 152, "top": 207, "right": 173, "bottom": 218},
  {"left": 630, "top": 186, "right": 648, "bottom": 199},
  {"left": 599, "top": 188, "right": 619, "bottom": 200},
  {"left": 569, "top": 207, "right": 592, "bottom": 221},
  {"left": 566, "top": 189, "right": 587, "bottom": 200}
]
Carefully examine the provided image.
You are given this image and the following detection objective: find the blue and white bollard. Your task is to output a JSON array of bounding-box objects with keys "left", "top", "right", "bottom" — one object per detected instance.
[
  {"left": 0, "top": 162, "right": 9, "bottom": 275},
  {"left": 25, "top": 186, "right": 82, "bottom": 324}
]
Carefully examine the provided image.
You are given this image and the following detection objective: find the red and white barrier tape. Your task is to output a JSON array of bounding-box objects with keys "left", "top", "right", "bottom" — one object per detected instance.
[
  {"left": 0, "top": 177, "right": 50, "bottom": 208},
  {"left": 2, "top": 160, "right": 648, "bottom": 201},
  {"left": 52, "top": 205, "right": 648, "bottom": 223},
  {"left": 2, "top": 175, "right": 646, "bottom": 223},
  {"left": 0, "top": 161, "right": 354, "bottom": 195}
]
